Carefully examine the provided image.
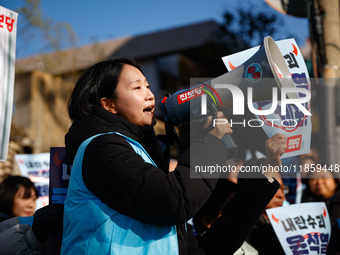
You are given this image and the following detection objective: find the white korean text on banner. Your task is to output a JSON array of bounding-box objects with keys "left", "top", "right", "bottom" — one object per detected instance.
[
  {"left": 0, "top": 6, "right": 18, "bottom": 161},
  {"left": 266, "top": 202, "right": 331, "bottom": 255},
  {"left": 15, "top": 153, "right": 50, "bottom": 210},
  {"left": 221, "top": 38, "right": 311, "bottom": 158}
]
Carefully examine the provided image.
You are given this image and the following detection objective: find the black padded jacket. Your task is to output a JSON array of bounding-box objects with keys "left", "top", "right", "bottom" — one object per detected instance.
[{"left": 65, "top": 106, "right": 229, "bottom": 254}]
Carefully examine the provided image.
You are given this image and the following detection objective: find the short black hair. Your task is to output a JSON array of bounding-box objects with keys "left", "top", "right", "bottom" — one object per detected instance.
[
  {"left": 68, "top": 57, "right": 143, "bottom": 120},
  {"left": 0, "top": 176, "right": 38, "bottom": 218}
]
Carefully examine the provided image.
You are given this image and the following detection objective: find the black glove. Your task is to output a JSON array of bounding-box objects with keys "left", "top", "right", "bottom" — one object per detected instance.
[{"left": 32, "top": 203, "right": 64, "bottom": 244}]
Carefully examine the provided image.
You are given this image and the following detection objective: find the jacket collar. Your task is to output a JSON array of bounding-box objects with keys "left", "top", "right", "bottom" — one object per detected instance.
[{"left": 65, "top": 106, "right": 167, "bottom": 171}]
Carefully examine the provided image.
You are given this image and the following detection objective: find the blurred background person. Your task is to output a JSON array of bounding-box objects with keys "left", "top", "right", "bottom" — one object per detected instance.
[
  {"left": 0, "top": 203, "right": 64, "bottom": 255},
  {"left": 282, "top": 151, "right": 321, "bottom": 204},
  {"left": 0, "top": 175, "right": 38, "bottom": 222},
  {"left": 301, "top": 166, "right": 340, "bottom": 255},
  {"left": 301, "top": 166, "right": 340, "bottom": 203},
  {"left": 301, "top": 166, "right": 340, "bottom": 228}
]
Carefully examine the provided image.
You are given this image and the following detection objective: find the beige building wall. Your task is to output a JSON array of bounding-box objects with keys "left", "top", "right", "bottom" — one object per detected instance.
[
  {"left": 0, "top": 71, "right": 74, "bottom": 180},
  {"left": 29, "top": 70, "right": 73, "bottom": 153}
]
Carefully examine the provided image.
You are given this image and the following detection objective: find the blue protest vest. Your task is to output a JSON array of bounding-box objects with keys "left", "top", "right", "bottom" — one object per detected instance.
[{"left": 61, "top": 132, "right": 179, "bottom": 255}]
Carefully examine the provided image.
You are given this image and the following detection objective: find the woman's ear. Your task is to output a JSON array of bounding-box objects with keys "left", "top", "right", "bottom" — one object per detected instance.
[{"left": 100, "top": 98, "right": 117, "bottom": 114}]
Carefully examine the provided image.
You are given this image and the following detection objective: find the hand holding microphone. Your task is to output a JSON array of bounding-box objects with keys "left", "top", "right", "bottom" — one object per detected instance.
[
  {"left": 204, "top": 111, "right": 233, "bottom": 140},
  {"left": 202, "top": 109, "right": 237, "bottom": 156}
]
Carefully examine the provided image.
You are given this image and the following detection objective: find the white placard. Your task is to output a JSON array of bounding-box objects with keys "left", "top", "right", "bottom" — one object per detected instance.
[
  {"left": 222, "top": 38, "right": 311, "bottom": 158},
  {"left": 0, "top": 6, "right": 18, "bottom": 161},
  {"left": 15, "top": 153, "right": 50, "bottom": 210},
  {"left": 266, "top": 202, "right": 331, "bottom": 255}
]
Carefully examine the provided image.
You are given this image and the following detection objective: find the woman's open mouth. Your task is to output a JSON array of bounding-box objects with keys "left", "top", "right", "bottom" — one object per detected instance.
[{"left": 143, "top": 106, "right": 154, "bottom": 114}]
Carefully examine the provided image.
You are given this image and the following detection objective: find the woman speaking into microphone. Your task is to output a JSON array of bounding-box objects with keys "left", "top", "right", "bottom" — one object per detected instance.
[
  {"left": 61, "top": 57, "right": 285, "bottom": 255},
  {"left": 61, "top": 57, "right": 233, "bottom": 255}
]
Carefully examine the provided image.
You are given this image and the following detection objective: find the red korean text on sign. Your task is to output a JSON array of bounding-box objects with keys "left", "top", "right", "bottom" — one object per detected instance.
[
  {"left": 285, "top": 134, "right": 302, "bottom": 153},
  {"left": 252, "top": 72, "right": 261, "bottom": 79},
  {"left": 247, "top": 66, "right": 256, "bottom": 73},
  {"left": 5, "top": 16, "right": 15, "bottom": 32},
  {"left": 0, "top": 15, "right": 3, "bottom": 28},
  {"left": 0, "top": 14, "right": 15, "bottom": 32},
  {"left": 177, "top": 85, "right": 204, "bottom": 105}
]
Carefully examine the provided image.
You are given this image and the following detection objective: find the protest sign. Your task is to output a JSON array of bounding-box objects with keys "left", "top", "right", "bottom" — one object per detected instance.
[
  {"left": 221, "top": 38, "right": 311, "bottom": 158},
  {"left": 49, "top": 147, "right": 71, "bottom": 204},
  {"left": 0, "top": 6, "right": 18, "bottom": 161},
  {"left": 15, "top": 153, "right": 50, "bottom": 210},
  {"left": 266, "top": 202, "right": 331, "bottom": 254}
]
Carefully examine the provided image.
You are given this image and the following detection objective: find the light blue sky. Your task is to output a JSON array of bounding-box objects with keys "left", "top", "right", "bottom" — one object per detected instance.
[{"left": 2, "top": 0, "right": 309, "bottom": 59}]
